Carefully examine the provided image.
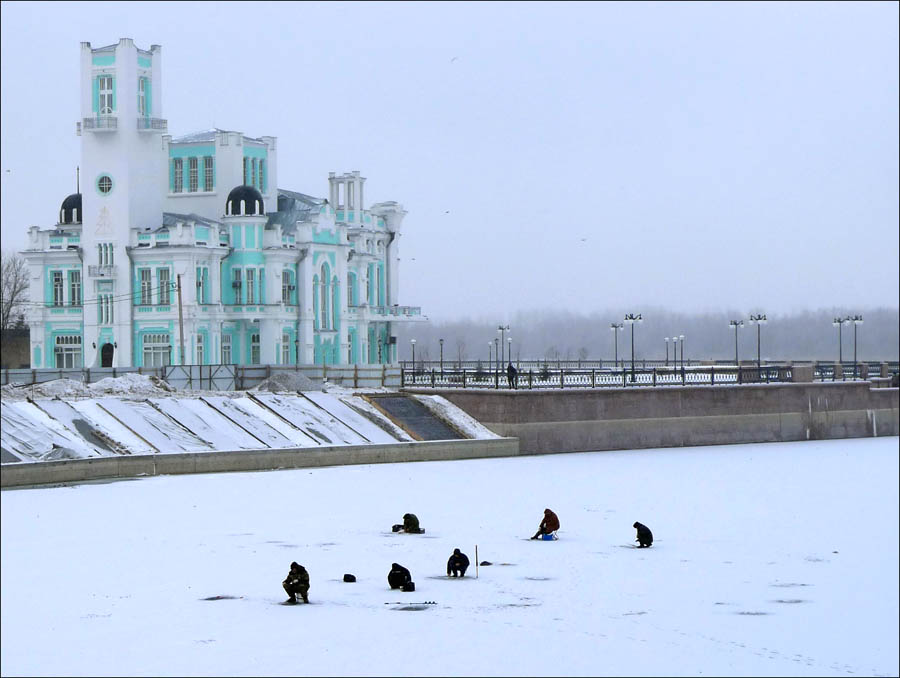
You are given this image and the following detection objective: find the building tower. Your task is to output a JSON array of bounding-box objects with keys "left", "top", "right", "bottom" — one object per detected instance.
[{"left": 78, "top": 38, "right": 166, "bottom": 367}]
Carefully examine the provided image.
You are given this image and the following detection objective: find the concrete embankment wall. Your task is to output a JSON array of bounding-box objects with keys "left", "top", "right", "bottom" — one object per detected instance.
[
  {"left": 408, "top": 382, "right": 899, "bottom": 455},
  {"left": 0, "top": 438, "right": 519, "bottom": 489}
]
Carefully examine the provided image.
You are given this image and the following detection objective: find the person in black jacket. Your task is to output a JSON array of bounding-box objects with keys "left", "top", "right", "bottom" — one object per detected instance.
[
  {"left": 506, "top": 362, "right": 518, "bottom": 389},
  {"left": 282, "top": 561, "right": 310, "bottom": 603},
  {"left": 388, "top": 562, "right": 412, "bottom": 589},
  {"left": 633, "top": 521, "right": 653, "bottom": 548},
  {"left": 447, "top": 548, "right": 470, "bottom": 577}
]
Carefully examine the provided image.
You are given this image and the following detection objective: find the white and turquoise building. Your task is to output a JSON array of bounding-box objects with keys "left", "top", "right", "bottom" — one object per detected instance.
[{"left": 22, "top": 38, "right": 424, "bottom": 369}]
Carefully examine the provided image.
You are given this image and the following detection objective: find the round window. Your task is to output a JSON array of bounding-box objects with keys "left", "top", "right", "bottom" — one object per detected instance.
[{"left": 97, "top": 175, "right": 113, "bottom": 194}]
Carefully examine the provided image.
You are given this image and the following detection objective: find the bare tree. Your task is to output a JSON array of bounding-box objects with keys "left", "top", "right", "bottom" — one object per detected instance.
[
  {"left": 455, "top": 338, "right": 466, "bottom": 366},
  {"left": 1, "top": 251, "right": 29, "bottom": 331}
]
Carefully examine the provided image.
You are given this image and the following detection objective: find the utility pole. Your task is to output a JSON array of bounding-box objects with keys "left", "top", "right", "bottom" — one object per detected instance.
[{"left": 177, "top": 274, "right": 185, "bottom": 365}]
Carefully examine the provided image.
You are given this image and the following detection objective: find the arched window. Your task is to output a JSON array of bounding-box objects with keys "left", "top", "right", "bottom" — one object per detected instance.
[
  {"left": 319, "top": 263, "right": 330, "bottom": 329},
  {"left": 332, "top": 275, "right": 339, "bottom": 330}
]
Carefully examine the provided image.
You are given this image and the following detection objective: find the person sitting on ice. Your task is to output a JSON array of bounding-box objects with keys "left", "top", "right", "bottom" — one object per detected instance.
[
  {"left": 633, "top": 521, "right": 653, "bottom": 548},
  {"left": 531, "top": 508, "right": 560, "bottom": 539},
  {"left": 282, "top": 561, "right": 310, "bottom": 604},
  {"left": 397, "top": 513, "right": 424, "bottom": 533},
  {"left": 447, "top": 548, "right": 470, "bottom": 577},
  {"left": 388, "top": 562, "right": 412, "bottom": 589}
]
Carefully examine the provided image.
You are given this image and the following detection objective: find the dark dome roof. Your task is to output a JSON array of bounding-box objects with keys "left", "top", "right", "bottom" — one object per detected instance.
[
  {"left": 59, "top": 193, "right": 82, "bottom": 224},
  {"left": 226, "top": 185, "right": 265, "bottom": 217}
]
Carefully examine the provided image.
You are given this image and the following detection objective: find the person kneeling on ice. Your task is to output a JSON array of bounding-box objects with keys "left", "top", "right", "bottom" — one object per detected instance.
[
  {"left": 399, "top": 513, "right": 424, "bottom": 533},
  {"left": 282, "top": 561, "right": 310, "bottom": 604},
  {"left": 633, "top": 521, "right": 653, "bottom": 548},
  {"left": 531, "top": 508, "right": 560, "bottom": 540},
  {"left": 388, "top": 562, "right": 412, "bottom": 589},
  {"left": 447, "top": 548, "right": 470, "bottom": 577}
]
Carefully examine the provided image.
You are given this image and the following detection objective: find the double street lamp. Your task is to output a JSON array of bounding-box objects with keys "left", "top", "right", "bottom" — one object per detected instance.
[
  {"left": 610, "top": 322, "right": 624, "bottom": 367},
  {"left": 833, "top": 316, "right": 850, "bottom": 363},
  {"left": 439, "top": 338, "right": 444, "bottom": 376},
  {"left": 497, "top": 324, "right": 510, "bottom": 365},
  {"left": 749, "top": 314, "right": 767, "bottom": 368},
  {"left": 729, "top": 320, "right": 744, "bottom": 365},
  {"left": 624, "top": 313, "right": 642, "bottom": 382}
]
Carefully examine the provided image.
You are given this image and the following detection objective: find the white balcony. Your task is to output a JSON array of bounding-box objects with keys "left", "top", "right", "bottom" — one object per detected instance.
[
  {"left": 137, "top": 117, "right": 168, "bottom": 132},
  {"left": 82, "top": 116, "right": 117, "bottom": 132}
]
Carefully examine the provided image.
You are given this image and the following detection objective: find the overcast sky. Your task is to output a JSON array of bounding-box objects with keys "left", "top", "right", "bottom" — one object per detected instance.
[{"left": 1, "top": 1, "right": 897, "bottom": 322}]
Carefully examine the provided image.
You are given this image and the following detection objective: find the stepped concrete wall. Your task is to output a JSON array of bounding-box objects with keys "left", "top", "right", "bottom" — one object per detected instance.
[
  {"left": 407, "top": 382, "right": 899, "bottom": 454},
  {"left": 1, "top": 438, "right": 519, "bottom": 489}
]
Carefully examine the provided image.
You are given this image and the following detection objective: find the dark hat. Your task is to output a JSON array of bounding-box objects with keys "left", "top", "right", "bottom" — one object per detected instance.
[
  {"left": 453, "top": 548, "right": 461, "bottom": 555},
  {"left": 291, "top": 561, "right": 300, "bottom": 569},
  {"left": 343, "top": 574, "right": 356, "bottom": 583},
  {"left": 633, "top": 522, "right": 640, "bottom": 528}
]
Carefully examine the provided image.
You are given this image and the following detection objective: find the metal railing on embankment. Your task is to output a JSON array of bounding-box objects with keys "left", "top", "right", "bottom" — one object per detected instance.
[{"left": 401, "top": 365, "right": 794, "bottom": 389}]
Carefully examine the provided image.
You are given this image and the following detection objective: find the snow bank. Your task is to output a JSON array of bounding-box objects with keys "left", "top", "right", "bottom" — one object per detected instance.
[
  {"left": 88, "top": 373, "right": 174, "bottom": 395},
  {"left": 251, "top": 371, "right": 323, "bottom": 392}
]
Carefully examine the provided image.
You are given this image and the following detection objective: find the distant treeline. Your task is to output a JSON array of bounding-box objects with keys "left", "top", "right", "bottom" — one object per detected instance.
[{"left": 394, "top": 307, "right": 899, "bottom": 363}]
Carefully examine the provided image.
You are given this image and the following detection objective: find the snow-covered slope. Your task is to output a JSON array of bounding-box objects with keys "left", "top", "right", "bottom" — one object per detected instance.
[{"left": 1, "top": 376, "right": 498, "bottom": 462}]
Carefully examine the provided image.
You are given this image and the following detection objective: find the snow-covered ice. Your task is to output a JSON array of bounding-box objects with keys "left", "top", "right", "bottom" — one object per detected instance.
[{"left": 2, "top": 436, "right": 897, "bottom": 677}]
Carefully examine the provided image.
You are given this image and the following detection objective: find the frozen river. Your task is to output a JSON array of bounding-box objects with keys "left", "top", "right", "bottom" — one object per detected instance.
[{"left": 2, "top": 436, "right": 897, "bottom": 677}]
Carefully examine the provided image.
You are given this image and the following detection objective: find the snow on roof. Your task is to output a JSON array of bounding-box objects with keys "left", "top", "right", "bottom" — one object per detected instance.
[
  {"left": 169, "top": 128, "right": 267, "bottom": 145},
  {"left": 268, "top": 189, "right": 326, "bottom": 231},
  {"left": 162, "top": 212, "right": 224, "bottom": 228}
]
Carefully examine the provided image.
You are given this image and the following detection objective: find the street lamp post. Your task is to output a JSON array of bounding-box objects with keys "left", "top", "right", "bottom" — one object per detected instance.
[
  {"left": 488, "top": 342, "right": 493, "bottom": 375},
  {"left": 610, "top": 322, "right": 624, "bottom": 368},
  {"left": 729, "top": 320, "right": 744, "bottom": 365},
  {"left": 507, "top": 337, "right": 512, "bottom": 366},
  {"left": 497, "top": 324, "right": 510, "bottom": 365},
  {"left": 679, "top": 334, "right": 685, "bottom": 371},
  {"left": 494, "top": 338, "right": 499, "bottom": 376},
  {"left": 439, "top": 338, "right": 444, "bottom": 376},
  {"left": 833, "top": 316, "right": 850, "bottom": 363},
  {"left": 624, "top": 313, "right": 642, "bottom": 382},
  {"left": 664, "top": 337, "right": 669, "bottom": 367},
  {"left": 851, "top": 315, "right": 863, "bottom": 378},
  {"left": 749, "top": 314, "right": 767, "bottom": 369},
  {"left": 410, "top": 339, "right": 416, "bottom": 375}
]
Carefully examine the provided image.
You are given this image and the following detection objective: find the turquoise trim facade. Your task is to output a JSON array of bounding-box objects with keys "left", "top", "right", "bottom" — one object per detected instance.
[
  {"left": 169, "top": 144, "right": 216, "bottom": 158},
  {"left": 242, "top": 146, "right": 267, "bottom": 159},
  {"left": 92, "top": 55, "right": 115, "bottom": 66},
  {"left": 138, "top": 55, "right": 151, "bottom": 68}
]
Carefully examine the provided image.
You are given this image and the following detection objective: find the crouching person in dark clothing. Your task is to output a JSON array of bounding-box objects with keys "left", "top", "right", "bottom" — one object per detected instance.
[
  {"left": 388, "top": 562, "right": 412, "bottom": 589},
  {"left": 401, "top": 513, "right": 424, "bottom": 533},
  {"left": 447, "top": 548, "right": 470, "bottom": 577},
  {"left": 633, "top": 521, "right": 653, "bottom": 548},
  {"left": 282, "top": 561, "right": 310, "bottom": 603}
]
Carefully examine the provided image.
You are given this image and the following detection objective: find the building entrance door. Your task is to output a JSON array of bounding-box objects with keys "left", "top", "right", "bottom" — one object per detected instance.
[{"left": 101, "top": 343, "right": 114, "bottom": 367}]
